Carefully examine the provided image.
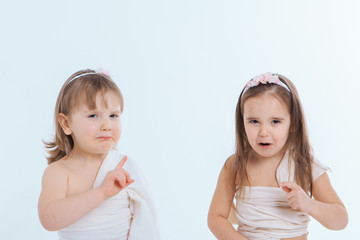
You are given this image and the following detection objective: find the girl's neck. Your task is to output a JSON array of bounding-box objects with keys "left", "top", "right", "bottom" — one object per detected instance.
[
  {"left": 249, "top": 150, "right": 285, "bottom": 166},
  {"left": 67, "top": 147, "right": 108, "bottom": 164}
]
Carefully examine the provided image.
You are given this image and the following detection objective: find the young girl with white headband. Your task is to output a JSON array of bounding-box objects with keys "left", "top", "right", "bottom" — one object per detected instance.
[
  {"left": 208, "top": 73, "right": 348, "bottom": 239},
  {"left": 38, "top": 69, "right": 159, "bottom": 240}
]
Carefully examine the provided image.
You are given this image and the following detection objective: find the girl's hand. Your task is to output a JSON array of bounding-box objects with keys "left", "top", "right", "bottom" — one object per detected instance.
[
  {"left": 100, "top": 156, "right": 135, "bottom": 199},
  {"left": 280, "top": 181, "right": 313, "bottom": 213}
]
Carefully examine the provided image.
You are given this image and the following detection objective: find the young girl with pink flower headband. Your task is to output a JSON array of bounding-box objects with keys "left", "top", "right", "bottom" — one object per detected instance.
[{"left": 208, "top": 73, "right": 348, "bottom": 239}]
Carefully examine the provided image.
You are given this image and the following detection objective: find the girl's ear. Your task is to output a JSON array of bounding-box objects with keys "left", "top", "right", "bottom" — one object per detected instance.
[{"left": 58, "top": 113, "right": 72, "bottom": 135}]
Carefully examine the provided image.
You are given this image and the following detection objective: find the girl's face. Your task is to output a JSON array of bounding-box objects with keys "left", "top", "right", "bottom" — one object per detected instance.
[
  {"left": 243, "top": 93, "right": 290, "bottom": 161},
  {"left": 65, "top": 91, "right": 122, "bottom": 156}
]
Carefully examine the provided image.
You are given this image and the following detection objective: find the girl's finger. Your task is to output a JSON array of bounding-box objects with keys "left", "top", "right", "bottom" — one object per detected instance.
[
  {"left": 120, "top": 169, "right": 131, "bottom": 182},
  {"left": 115, "top": 156, "right": 128, "bottom": 169},
  {"left": 281, "top": 185, "right": 292, "bottom": 193},
  {"left": 124, "top": 171, "right": 131, "bottom": 183},
  {"left": 125, "top": 179, "right": 135, "bottom": 187},
  {"left": 115, "top": 169, "right": 131, "bottom": 183},
  {"left": 287, "top": 189, "right": 299, "bottom": 199},
  {"left": 280, "top": 181, "right": 298, "bottom": 190},
  {"left": 116, "top": 174, "right": 127, "bottom": 187}
]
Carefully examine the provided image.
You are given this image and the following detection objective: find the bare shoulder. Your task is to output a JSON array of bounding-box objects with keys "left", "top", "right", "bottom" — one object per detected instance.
[
  {"left": 42, "top": 159, "right": 70, "bottom": 183},
  {"left": 312, "top": 172, "right": 331, "bottom": 194},
  {"left": 223, "top": 154, "right": 237, "bottom": 172},
  {"left": 215, "top": 154, "right": 237, "bottom": 190},
  {"left": 39, "top": 159, "right": 71, "bottom": 202}
]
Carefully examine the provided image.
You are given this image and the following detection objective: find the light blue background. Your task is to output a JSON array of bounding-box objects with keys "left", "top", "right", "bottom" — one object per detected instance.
[{"left": 0, "top": 0, "right": 359, "bottom": 239}]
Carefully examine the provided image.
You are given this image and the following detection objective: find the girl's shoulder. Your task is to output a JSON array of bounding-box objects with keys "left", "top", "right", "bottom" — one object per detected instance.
[
  {"left": 224, "top": 154, "right": 237, "bottom": 169},
  {"left": 312, "top": 158, "right": 330, "bottom": 182},
  {"left": 221, "top": 154, "right": 239, "bottom": 185},
  {"left": 42, "top": 158, "right": 72, "bottom": 182},
  {"left": 47, "top": 157, "right": 72, "bottom": 170},
  {"left": 40, "top": 159, "right": 72, "bottom": 200}
]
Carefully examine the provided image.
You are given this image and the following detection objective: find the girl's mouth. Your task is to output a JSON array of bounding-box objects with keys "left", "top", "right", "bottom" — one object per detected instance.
[
  {"left": 259, "top": 143, "right": 270, "bottom": 146},
  {"left": 258, "top": 143, "right": 271, "bottom": 148},
  {"left": 97, "top": 136, "right": 112, "bottom": 141}
]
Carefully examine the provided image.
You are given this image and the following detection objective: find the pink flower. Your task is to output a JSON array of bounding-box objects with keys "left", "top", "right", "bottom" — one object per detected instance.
[
  {"left": 97, "top": 67, "right": 111, "bottom": 77},
  {"left": 242, "top": 72, "right": 290, "bottom": 95},
  {"left": 246, "top": 72, "right": 280, "bottom": 88}
]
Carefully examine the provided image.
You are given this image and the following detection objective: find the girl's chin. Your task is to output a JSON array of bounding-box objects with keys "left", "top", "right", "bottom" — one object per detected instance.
[{"left": 252, "top": 148, "right": 284, "bottom": 159}]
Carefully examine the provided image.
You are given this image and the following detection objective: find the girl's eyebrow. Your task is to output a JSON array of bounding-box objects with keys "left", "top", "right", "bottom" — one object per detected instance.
[
  {"left": 245, "top": 116, "right": 286, "bottom": 120},
  {"left": 245, "top": 116, "right": 258, "bottom": 120},
  {"left": 83, "top": 110, "right": 100, "bottom": 113},
  {"left": 82, "top": 109, "right": 121, "bottom": 113}
]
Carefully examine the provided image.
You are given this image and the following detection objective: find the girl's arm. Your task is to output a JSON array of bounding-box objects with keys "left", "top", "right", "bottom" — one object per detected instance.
[
  {"left": 38, "top": 157, "right": 133, "bottom": 231},
  {"left": 281, "top": 173, "right": 348, "bottom": 230},
  {"left": 208, "top": 155, "right": 248, "bottom": 240},
  {"left": 309, "top": 173, "right": 348, "bottom": 230}
]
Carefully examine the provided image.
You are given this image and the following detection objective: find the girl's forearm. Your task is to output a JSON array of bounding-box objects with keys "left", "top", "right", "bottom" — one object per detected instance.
[
  {"left": 39, "top": 188, "right": 105, "bottom": 231},
  {"left": 309, "top": 199, "right": 348, "bottom": 230},
  {"left": 208, "top": 215, "right": 248, "bottom": 240}
]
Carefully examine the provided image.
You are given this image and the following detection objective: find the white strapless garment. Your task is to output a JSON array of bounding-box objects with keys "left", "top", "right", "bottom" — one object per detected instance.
[
  {"left": 235, "top": 186, "right": 309, "bottom": 239},
  {"left": 234, "top": 153, "right": 328, "bottom": 240}
]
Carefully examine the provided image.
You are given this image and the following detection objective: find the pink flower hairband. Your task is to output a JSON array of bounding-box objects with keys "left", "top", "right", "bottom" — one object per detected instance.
[{"left": 243, "top": 72, "right": 290, "bottom": 94}]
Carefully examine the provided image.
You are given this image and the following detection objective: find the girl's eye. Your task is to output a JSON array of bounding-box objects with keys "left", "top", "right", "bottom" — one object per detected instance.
[
  {"left": 110, "top": 114, "right": 119, "bottom": 118},
  {"left": 272, "top": 120, "right": 281, "bottom": 124},
  {"left": 249, "top": 120, "right": 259, "bottom": 124},
  {"left": 88, "top": 114, "right": 98, "bottom": 118}
]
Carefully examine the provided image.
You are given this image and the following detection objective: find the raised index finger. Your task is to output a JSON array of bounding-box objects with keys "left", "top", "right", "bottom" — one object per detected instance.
[{"left": 115, "top": 156, "right": 127, "bottom": 169}]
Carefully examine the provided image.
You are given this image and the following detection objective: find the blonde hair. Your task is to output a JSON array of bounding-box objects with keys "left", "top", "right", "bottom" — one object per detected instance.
[
  {"left": 231, "top": 74, "right": 314, "bottom": 196},
  {"left": 44, "top": 69, "right": 124, "bottom": 164}
]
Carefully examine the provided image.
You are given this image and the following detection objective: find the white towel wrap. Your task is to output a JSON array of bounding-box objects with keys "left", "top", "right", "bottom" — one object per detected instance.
[{"left": 58, "top": 149, "right": 160, "bottom": 240}]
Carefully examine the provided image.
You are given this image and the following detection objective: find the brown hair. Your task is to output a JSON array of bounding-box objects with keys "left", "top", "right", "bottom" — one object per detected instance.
[
  {"left": 231, "top": 74, "right": 314, "bottom": 196},
  {"left": 44, "top": 69, "right": 124, "bottom": 164}
]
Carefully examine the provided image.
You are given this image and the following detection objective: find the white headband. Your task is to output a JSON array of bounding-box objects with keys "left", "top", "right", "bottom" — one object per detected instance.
[
  {"left": 67, "top": 69, "right": 111, "bottom": 86},
  {"left": 68, "top": 72, "right": 97, "bottom": 84}
]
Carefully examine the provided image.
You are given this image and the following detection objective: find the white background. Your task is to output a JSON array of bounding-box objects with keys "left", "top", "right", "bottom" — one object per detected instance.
[{"left": 1, "top": 0, "right": 359, "bottom": 239}]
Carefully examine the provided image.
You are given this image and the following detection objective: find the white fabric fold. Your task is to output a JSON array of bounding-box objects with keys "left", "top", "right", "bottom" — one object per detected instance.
[{"left": 58, "top": 149, "right": 160, "bottom": 240}]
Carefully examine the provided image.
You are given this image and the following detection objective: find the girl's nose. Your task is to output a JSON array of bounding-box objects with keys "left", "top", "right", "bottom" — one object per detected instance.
[
  {"left": 259, "top": 125, "right": 269, "bottom": 137},
  {"left": 101, "top": 118, "right": 111, "bottom": 131}
]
